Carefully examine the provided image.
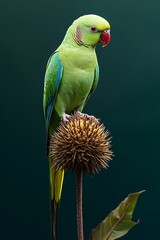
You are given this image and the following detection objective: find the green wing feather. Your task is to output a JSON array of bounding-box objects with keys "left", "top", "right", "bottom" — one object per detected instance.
[
  {"left": 92, "top": 64, "right": 99, "bottom": 93},
  {"left": 43, "top": 52, "right": 63, "bottom": 135}
]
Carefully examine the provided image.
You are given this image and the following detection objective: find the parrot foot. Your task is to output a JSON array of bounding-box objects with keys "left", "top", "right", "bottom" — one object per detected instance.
[{"left": 62, "top": 113, "right": 71, "bottom": 122}]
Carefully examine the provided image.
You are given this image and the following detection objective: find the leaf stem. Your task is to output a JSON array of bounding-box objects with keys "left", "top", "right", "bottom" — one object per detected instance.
[{"left": 76, "top": 170, "right": 84, "bottom": 240}]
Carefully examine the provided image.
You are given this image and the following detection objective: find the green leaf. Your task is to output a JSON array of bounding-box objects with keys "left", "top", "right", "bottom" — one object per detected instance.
[{"left": 90, "top": 191, "right": 145, "bottom": 240}]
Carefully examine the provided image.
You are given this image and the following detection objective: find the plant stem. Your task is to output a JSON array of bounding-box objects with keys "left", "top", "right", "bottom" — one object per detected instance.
[{"left": 76, "top": 170, "right": 84, "bottom": 240}]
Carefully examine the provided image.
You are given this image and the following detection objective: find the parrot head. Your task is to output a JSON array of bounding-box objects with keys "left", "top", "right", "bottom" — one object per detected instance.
[{"left": 63, "top": 14, "right": 110, "bottom": 48}]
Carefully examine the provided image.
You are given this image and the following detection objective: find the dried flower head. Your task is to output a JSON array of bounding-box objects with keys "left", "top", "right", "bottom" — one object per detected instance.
[{"left": 50, "top": 112, "right": 113, "bottom": 174}]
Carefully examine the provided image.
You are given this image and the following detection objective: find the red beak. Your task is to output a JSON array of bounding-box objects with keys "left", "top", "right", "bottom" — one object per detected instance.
[{"left": 99, "top": 29, "right": 110, "bottom": 47}]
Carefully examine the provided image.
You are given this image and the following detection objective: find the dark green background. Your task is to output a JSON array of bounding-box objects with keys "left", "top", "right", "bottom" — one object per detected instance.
[{"left": 1, "top": 0, "right": 159, "bottom": 239}]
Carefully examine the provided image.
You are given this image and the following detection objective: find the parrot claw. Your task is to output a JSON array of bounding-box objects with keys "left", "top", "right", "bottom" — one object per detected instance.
[{"left": 62, "top": 113, "right": 71, "bottom": 122}]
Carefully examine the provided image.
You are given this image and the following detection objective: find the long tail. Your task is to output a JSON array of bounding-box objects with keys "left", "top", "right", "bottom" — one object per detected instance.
[
  {"left": 51, "top": 199, "right": 59, "bottom": 240},
  {"left": 47, "top": 111, "right": 65, "bottom": 239},
  {"left": 50, "top": 167, "right": 64, "bottom": 240}
]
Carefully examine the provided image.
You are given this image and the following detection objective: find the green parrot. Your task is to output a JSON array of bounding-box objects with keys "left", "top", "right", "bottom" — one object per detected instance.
[{"left": 43, "top": 14, "right": 110, "bottom": 239}]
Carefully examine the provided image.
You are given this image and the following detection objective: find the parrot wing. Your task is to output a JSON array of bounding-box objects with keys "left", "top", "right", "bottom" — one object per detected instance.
[{"left": 43, "top": 51, "right": 63, "bottom": 140}]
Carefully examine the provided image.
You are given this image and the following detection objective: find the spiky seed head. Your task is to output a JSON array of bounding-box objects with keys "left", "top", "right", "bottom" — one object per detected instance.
[{"left": 50, "top": 112, "right": 113, "bottom": 174}]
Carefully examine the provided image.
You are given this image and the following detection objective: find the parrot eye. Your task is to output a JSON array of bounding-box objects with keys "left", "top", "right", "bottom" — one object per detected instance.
[{"left": 90, "top": 26, "right": 98, "bottom": 33}]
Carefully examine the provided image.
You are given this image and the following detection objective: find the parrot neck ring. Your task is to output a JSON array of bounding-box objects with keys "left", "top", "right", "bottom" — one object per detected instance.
[
  {"left": 73, "top": 26, "right": 89, "bottom": 48},
  {"left": 73, "top": 33, "right": 89, "bottom": 48}
]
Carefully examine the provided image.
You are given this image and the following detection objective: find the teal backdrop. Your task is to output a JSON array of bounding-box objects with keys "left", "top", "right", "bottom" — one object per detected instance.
[{"left": 1, "top": 0, "right": 159, "bottom": 239}]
